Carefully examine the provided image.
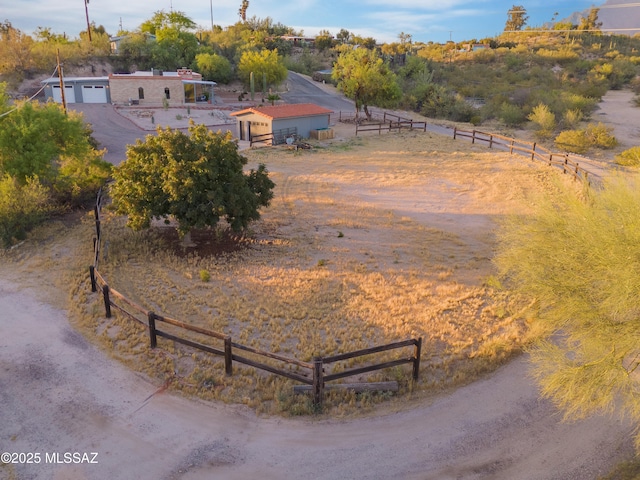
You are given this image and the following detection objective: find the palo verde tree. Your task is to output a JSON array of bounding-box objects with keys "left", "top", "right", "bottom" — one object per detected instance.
[
  {"left": 504, "top": 5, "right": 529, "bottom": 32},
  {"left": 332, "top": 46, "right": 401, "bottom": 120},
  {"left": 494, "top": 174, "right": 640, "bottom": 446},
  {"left": 0, "top": 98, "right": 111, "bottom": 204},
  {"left": 236, "top": 48, "right": 287, "bottom": 90},
  {"left": 110, "top": 123, "right": 274, "bottom": 234},
  {"left": 0, "top": 89, "right": 111, "bottom": 245}
]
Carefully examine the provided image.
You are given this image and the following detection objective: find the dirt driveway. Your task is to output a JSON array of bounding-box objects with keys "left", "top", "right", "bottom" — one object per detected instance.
[
  {"left": 1, "top": 276, "right": 634, "bottom": 480},
  {"left": 2, "top": 91, "right": 639, "bottom": 480}
]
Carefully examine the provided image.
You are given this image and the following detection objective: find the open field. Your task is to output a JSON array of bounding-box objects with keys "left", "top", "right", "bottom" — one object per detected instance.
[
  {"left": 1, "top": 113, "right": 636, "bottom": 480},
  {"left": 71, "top": 127, "right": 584, "bottom": 415}
]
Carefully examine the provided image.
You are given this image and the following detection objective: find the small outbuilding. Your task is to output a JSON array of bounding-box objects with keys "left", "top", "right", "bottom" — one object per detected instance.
[{"left": 230, "top": 103, "right": 333, "bottom": 145}]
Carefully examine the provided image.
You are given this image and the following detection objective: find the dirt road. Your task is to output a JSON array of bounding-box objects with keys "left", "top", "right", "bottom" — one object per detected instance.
[{"left": 0, "top": 278, "right": 634, "bottom": 480}]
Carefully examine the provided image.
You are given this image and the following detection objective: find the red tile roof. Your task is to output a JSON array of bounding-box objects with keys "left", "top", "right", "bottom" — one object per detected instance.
[{"left": 230, "top": 103, "right": 333, "bottom": 119}]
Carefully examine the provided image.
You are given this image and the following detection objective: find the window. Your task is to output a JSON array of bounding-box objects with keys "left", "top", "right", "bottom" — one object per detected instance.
[
  {"left": 138, "top": 87, "right": 144, "bottom": 100},
  {"left": 164, "top": 87, "right": 170, "bottom": 100}
]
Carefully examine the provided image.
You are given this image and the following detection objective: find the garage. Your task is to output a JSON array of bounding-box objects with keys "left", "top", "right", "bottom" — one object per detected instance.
[
  {"left": 51, "top": 84, "right": 76, "bottom": 104},
  {"left": 42, "top": 77, "right": 110, "bottom": 104},
  {"left": 81, "top": 84, "right": 108, "bottom": 103}
]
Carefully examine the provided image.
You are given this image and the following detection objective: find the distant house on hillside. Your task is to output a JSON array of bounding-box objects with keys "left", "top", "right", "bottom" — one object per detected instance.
[
  {"left": 280, "top": 35, "right": 317, "bottom": 47},
  {"left": 462, "top": 43, "right": 491, "bottom": 52},
  {"left": 230, "top": 103, "right": 333, "bottom": 145},
  {"left": 109, "top": 32, "right": 156, "bottom": 55}
]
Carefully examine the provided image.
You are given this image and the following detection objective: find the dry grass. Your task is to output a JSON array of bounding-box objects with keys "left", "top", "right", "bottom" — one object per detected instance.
[{"left": 2, "top": 128, "right": 578, "bottom": 416}]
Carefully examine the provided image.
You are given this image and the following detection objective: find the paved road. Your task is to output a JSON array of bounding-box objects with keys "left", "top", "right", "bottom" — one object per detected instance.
[
  {"left": 70, "top": 103, "right": 146, "bottom": 165},
  {"left": 281, "top": 71, "right": 355, "bottom": 114}
]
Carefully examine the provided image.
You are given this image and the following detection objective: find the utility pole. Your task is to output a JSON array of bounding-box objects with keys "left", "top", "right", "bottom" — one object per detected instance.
[
  {"left": 56, "top": 49, "right": 67, "bottom": 115},
  {"left": 84, "top": 0, "right": 92, "bottom": 42},
  {"left": 210, "top": 0, "right": 214, "bottom": 31}
]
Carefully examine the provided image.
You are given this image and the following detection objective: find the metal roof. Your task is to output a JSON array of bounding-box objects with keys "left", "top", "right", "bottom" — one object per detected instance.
[{"left": 230, "top": 103, "right": 333, "bottom": 120}]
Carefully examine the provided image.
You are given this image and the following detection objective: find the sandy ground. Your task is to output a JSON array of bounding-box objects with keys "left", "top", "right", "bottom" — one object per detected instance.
[{"left": 2, "top": 89, "right": 640, "bottom": 479}]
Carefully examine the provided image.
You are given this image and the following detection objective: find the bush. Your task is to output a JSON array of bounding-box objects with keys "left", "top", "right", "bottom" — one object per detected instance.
[
  {"left": 615, "top": 146, "right": 640, "bottom": 167},
  {"left": 527, "top": 103, "right": 556, "bottom": 138},
  {"left": 499, "top": 102, "right": 526, "bottom": 128},
  {"left": 562, "top": 109, "right": 583, "bottom": 129},
  {"left": 555, "top": 123, "right": 618, "bottom": 153},
  {"left": 0, "top": 175, "right": 50, "bottom": 247},
  {"left": 555, "top": 129, "right": 590, "bottom": 154},
  {"left": 585, "top": 122, "right": 618, "bottom": 149}
]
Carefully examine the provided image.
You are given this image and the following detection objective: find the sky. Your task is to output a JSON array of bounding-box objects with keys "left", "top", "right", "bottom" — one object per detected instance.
[{"left": 2, "top": 0, "right": 605, "bottom": 44}]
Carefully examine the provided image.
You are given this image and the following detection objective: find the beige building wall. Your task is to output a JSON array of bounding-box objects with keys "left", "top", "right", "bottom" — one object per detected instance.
[{"left": 109, "top": 76, "right": 185, "bottom": 105}]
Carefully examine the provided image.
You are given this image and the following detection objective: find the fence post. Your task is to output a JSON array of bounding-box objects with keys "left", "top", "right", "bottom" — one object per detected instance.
[
  {"left": 148, "top": 312, "right": 157, "bottom": 348},
  {"left": 509, "top": 139, "right": 514, "bottom": 154},
  {"left": 489, "top": 134, "right": 494, "bottom": 148},
  {"left": 472, "top": 130, "right": 476, "bottom": 144},
  {"left": 312, "top": 357, "right": 324, "bottom": 409},
  {"left": 563, "top": 155, "right": 568, "bottom": 173},
  {"left": 89, "top": 265, "right": 97, "bottom": 292},
  {"left": 224, "top": 336, "right": 233, "bottom": 376},
  {"left": 549, "top": 154, "right": 553, "bottom": 167},
  {"left": 413, "top": 337, "right": 422, "bottom": 381},
  {"left": 102, "top": 284, "right": 111, "bottom": 318},
  {"left": 531, "top": 143, "right": 536, "bottom": 161},
  {"left": 453, "top": 127, "right": 457, "bottom": 140}
]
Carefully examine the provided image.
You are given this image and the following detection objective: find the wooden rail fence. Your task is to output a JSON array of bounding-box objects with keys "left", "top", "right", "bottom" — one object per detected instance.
[
  {"left": 452, "top": 127, "right": 593, "bottom": 185},
  {"left": 89, "top": 191, "right": 421, "bottom": 408},
  {"left": 332, "top": 110, "right": 597, "bottom": 186}
]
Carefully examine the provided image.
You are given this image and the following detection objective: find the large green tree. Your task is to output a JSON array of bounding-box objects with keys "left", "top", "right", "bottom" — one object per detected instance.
[
  {"left": 196, "top": 52, "right": 233, "bottom": 83},
  {"left": 0, "top": 99, "right": 110, "bottom": 203},
  {"left": 494, "top": 174, "right": 640, "bottom": 443},
  {"left": 332, "top": 47, "right": 401, "bottom": 120},
  {"left": 237, "top": 49, "right": 287, "bottom": 90},
  {"left": 110, "top": 123, "right": 274, "bottom": 234}
]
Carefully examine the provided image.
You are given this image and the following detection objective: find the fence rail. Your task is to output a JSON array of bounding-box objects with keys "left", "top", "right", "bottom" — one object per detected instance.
[
  {"left": 89, "top": 191, "right": 421, "bottom": 408},
  {"left": 453, "top": 127, "right": 593, "bottom": 185},
  {"left": 332, "top": 110, "right": 597, "bottom": 186}
]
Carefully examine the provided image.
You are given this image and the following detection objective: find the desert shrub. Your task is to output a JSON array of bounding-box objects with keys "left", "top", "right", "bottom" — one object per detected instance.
[
  {"left": 562, "top": 109, "right": 583, "bottom": 129},
  {"left": 527, "top": 103, "right": 556, "bottom": 138},
  {"left": 470, "top": 115, "right": 482, "bottom": 126},
  {"left": 585, "top": 122, "right": 618, "bottom": 149},
  {"left": 555, "top": 129, "right": 590, "bottom": 154},
  {"left": 561, "top": 93, "right": 598, "bottom": 117},
  {"left": 414, "top": 83, "right": 473, "bottom": 121},
  {"left": 499, "top": 102, "right": 526, "bottom": 127},
  {"left": 555, "top": 123, "right": 618, "bottom": 153},
  {"left": 615, "top": 146, "right": 640, "bottom": 167},
  {"left": 534, "top": 46, "right": 579, "bottom": 64},
  {"left": 0, "top": 175, "right": 50, "bottom": 247}
]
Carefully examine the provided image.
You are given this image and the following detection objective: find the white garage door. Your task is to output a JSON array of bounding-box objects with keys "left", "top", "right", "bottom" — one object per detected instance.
[
  {"left": 81, "top": 85, "right": 108, "bottom": 103},
  {"left": 52, "top": 85, "right": 76, "bottom": 104}
]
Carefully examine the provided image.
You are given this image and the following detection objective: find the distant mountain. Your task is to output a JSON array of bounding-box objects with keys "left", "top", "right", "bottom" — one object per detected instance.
[{"left": 563, "top": 0, "right": 640, "bottom": 35}]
